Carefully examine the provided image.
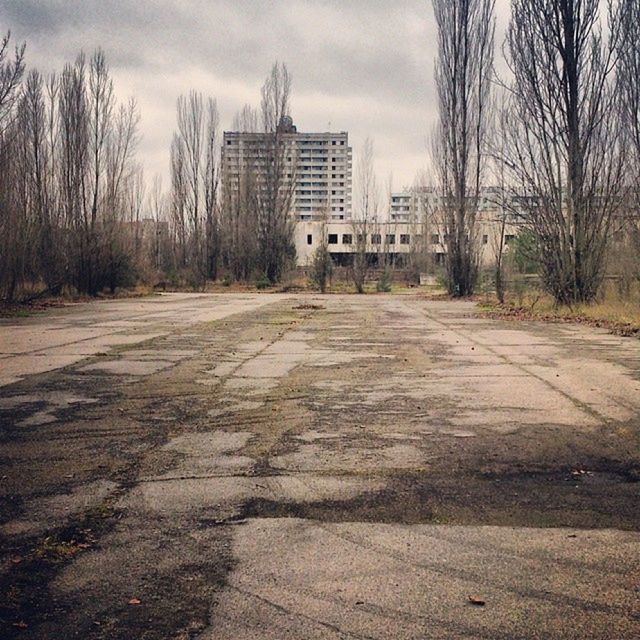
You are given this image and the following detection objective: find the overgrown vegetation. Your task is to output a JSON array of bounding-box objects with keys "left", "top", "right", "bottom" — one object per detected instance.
[
  {"left": 0, "top": 36, "right": 298, "bottom": 302},
  {"left": 479, "top": 276, "right": 640, "bottom": 337}
]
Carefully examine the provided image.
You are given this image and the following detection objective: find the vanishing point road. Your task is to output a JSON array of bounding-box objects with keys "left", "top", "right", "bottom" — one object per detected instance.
[{"left": 1, "top": 292, "right": 639, "bottom": 639}]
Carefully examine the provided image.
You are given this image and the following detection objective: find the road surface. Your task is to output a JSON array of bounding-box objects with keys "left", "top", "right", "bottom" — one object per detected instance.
[{"left": 1, "top": 292, "right": 639, "bottom": 639}]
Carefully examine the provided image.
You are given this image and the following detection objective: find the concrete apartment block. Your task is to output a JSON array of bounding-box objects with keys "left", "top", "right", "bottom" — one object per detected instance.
[{"left": 221, "top": 117, "right": 353, "bottom": 221}]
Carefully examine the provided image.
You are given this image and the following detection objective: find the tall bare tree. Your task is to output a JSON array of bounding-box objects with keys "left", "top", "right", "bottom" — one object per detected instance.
[
  {"left": 351, "top": 136, "right": 380, "bottom": 293},
  {"left": 618, "top": 0, "right": 640, "bottom": 255},
  {"left": 505, "top": 0, "right": 626, "bottom": 304},
  {"left": 432, "top": 0, "right": 495, "bottom": 297},
  {"left": 204, "top": 98, "right": 220, "bottom": 280},
  {"left": 255, "top": 62, "right": 297, "bottom": 283},
  {"left": 58, "top": 53, "right": 91, "bottom": 292},
  {"left": 221, "top": 106, "right": 260, "bottom": 280},
  {"left": 0, "top": 32, "right": 27, "bottom": 300},
  {"left": 0, "top": 32, "right": 25, "bottom": 132},
  {"left": 1, "top": 45, "right": 142, "bottom": 300},
  {"left": 170, "top": 91, "right": 220, "bottom": 286}
]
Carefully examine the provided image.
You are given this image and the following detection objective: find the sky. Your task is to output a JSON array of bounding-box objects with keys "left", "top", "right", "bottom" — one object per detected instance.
[{"left": 1, "top": 0, "right": 511, "bottom": 194}]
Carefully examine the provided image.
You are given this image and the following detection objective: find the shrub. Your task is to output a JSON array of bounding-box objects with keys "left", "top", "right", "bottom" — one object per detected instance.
[
  {"left": 309, "top": 243, "right": 333, "bottom": 293},
  {"left": 255, "top": 274, "right": 271, "bottom": 290},
  {"left": 376, "top": 268, "right": 393, "bottom": 292}
]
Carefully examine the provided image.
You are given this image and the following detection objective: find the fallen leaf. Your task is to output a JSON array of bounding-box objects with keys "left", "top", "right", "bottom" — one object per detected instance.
[
  {"left": 11, "top": 555, "right": 23, "bottom": 564},
  {"left": 12, "top": 621, "right": 28, "bottom": 629},
  {"left": 468, "top": 596, "right": 486, "bottom": 606},
  {"left": 128, "top": 598, "right": 141, "bottom": 605}
]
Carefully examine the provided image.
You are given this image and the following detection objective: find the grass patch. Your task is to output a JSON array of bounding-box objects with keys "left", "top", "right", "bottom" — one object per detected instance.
[{"left": 478, "top": 285, "right": 640, "bottom": 337}]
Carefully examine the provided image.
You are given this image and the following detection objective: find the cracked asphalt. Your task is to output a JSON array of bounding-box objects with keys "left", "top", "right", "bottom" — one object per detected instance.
[{"left": 1, "top": 292, "right": 639, "bottom": 639}]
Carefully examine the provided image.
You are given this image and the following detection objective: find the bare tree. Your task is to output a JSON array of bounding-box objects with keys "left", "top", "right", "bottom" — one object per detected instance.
[
  {"left": 309, "top": 206, "right": 332, "bottom": 293},
  {"left": 0, "top": 32, "right": 25, "bottom": 131},
  {"left": 170, "top": 133, "right": 188, "bottom": 269},
  {"left": 255, "top": 61, "right": 297, "bottom": 283},
  {"left": 233, "top": 104, "right": 259, "bottom": 133},
  {"left": 432, "top": 0, "right": 495, "bottom": 297},
  {"left": 618, "top": 0, "right": 640, "bottom": 256},
  {"left": 148, "top": 174, "right": 168, "bottom": 273},
  {"left": 1, "top": 45, "right": 143, "bottom": 300},
  {"left": 505, "top": 0, "right": 626, "bottom": 304},
  {"left": 176, "top": 91, "right": 205, "bottom": 286},
  {"left": 170, "top": 91, "right": 220, "bottom": 287},
  {"left": 58, "top": 53, "right": 91, "bottom": 292},
  {"left": 204, "top": 98, "right": 220, "bottom": 280},
  {"left": 0, "top": 32, "right": 27, "bottom": 300},
  {"left": 351, "top": 137, "right": 380, "bottom": 293}
]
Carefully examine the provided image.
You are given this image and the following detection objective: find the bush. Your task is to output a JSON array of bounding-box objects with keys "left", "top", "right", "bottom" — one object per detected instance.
[
  {"left": 309, "top": 243, "right": 333, "bottom": 293},
  {"left": 255, "top": 274, "right": 271, "bottom": 290},
  {"left": 376, "top": 268, "right": 393, "bottom": 292},
  {"left": 221, "top": 274, "right": 233, "bottom": 287},
  {"left": 511, "top": 229, "right": 539, "bottom": 274}
]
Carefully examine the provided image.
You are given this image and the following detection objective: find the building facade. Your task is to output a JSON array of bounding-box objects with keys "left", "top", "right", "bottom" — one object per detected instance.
[{"left": 221, "top": 117, "right": 353, "bottom": 221}]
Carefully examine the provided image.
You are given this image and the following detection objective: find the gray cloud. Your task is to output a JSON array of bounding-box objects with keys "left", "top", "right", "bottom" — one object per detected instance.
[{"left": 1, "top": 0, "right": 512, "bottom": 190}]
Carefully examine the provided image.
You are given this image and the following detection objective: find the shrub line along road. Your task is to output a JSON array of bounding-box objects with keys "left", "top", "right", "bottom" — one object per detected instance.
[{"left": 0, "top": 292, "right": 639, "bottom": 639}]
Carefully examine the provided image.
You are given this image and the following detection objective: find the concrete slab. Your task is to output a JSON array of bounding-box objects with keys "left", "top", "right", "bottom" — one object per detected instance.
[{"left": 207, "top": 519, "right": 640, "bottom": 640}]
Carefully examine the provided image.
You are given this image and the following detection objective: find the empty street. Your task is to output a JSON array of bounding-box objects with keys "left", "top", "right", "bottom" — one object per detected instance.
[{"left": 1, "top": 293, "right": 639, "bottom": 639}]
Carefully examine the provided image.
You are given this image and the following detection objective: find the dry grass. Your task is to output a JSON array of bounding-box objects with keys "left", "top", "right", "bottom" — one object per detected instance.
[{"left": 479, "top": 281, "right": 640, "bottom": 337}]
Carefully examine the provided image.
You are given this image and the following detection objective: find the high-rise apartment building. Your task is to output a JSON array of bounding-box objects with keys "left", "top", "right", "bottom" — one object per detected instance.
[{"left": 221, "top": 117, "right": 352, "bottom": 221}]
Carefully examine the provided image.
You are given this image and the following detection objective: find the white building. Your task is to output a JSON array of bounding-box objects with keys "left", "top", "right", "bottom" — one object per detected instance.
[
  {"left": 294, "top": 196, "right": 523, "bottom": 269},
  {"left": 221, "top": 117, "right": 353, "bottom": 221}
]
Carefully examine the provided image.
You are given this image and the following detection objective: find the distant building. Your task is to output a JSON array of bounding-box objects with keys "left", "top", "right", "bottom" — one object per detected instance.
[
  {"left": 290, "top": 186, "right": 525, "bottom": 269},
  {"left": 389, "top": 189, "right": 435, "bottom": 222},
  {"left": 221, "top": 117, "right": 353, "bottom": 221}
]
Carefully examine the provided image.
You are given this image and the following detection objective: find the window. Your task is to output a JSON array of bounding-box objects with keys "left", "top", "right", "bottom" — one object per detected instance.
[
  {"left": 357, "top": 233, "right": 366, "bottom": 244},
  {"left": 307, "top": 234, "right": 313, "bottom": 245},
  {"left": 328, "top": 234, "right": 338, "bottom": 244},
  {"left": 505, "top": 234, "right": 515, "bottom": 244},
  {"left": 482, "top": 234, "right": 488, "bottom": 245},
  {"left": 386, "top": 234, "right": 396, "bottom": 245},
  {"left": 371, "top": 234, "right": 381, "bottom": 244},
  {"left": 400, "top": 234, "right": 410, "bottom": 245},
  {"left": 342, "top": 234, "right": 352, "bottom": 245},
  {"left": 431, "top": 234, "right": 440, "bottom": 245}
]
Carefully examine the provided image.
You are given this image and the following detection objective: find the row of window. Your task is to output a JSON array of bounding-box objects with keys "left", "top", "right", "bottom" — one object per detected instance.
[
  {"left": 306, "top": 233, "right": 413, "bottom": 246},
  {"left": 429, "top": 233, "right": 516, "bottom": 245},
  {"left": 306, "top": 233, "right": 515, "bottom": 247}
]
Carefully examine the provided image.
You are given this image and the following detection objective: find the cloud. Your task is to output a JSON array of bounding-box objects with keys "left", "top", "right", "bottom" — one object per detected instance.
[{"left": 1, "top": 0, "right": 512, "bottom": 192}]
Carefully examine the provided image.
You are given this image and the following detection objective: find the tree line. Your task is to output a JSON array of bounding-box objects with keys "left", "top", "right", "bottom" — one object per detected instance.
[
  {"left": 0, "top": 35, "right": 297, "bottom": 301},
  {"left": 0, "top": 41, "right": 145, "bottom": 300},
  {"left": 433, "top": 0, "right": 640, "bottom": 304},
  {"left": 2, "top": 0, "right": 639, "bottom": 304}
]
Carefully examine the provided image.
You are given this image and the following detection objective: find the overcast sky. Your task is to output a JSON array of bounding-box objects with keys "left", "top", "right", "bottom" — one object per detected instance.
[{"left": 2, "top": 0, "right": 511, "bottom": 193}]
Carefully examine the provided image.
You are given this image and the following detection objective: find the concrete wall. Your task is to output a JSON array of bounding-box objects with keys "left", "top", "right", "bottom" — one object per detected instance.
[{"left": 293, "top": 220, "right": 521, "bottom": 268}]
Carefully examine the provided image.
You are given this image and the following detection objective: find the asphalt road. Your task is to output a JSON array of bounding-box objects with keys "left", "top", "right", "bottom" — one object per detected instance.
[{"left": 1, "top": 293, "right": 639, "bottom": 639}]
